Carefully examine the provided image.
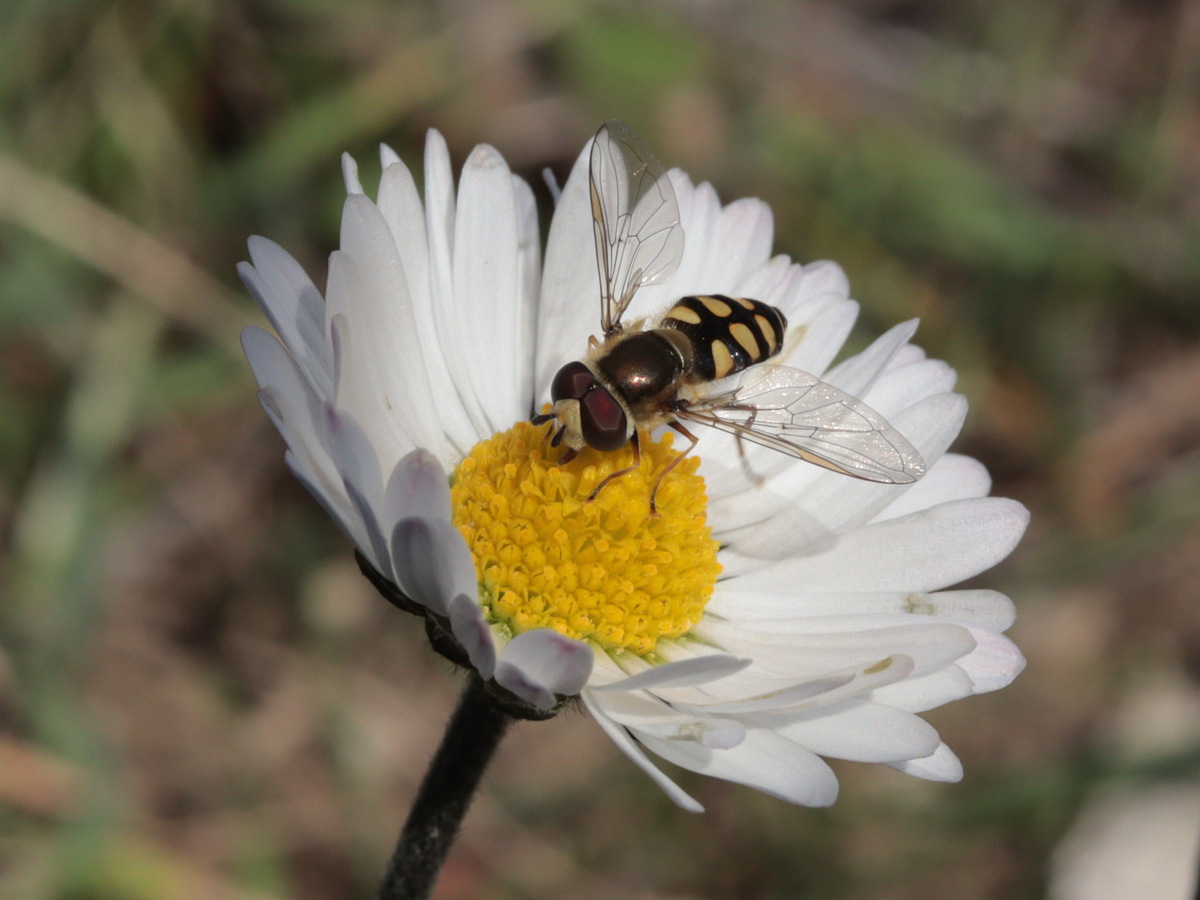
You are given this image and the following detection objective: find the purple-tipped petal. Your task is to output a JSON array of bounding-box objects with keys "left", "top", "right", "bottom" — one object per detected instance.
[
  {"left": 321, "top": 404, "right": 390, "bottom": 571},
  {"left": 383, "top": 449, "right": 451, "bottom": 534},
  {"left": 391, "top": 517, "right": 477, "bottom": 618},
  {"left": 493, "top": 630, "right": 593, "bottom": 710},
  {"left": 448, "top": 593, "right": 496, "bottom": 679}
]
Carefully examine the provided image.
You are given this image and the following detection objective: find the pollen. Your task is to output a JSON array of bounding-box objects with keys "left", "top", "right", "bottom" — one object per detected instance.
[{"left": 450, "top": 420, "right": 722, "bottom": 658}]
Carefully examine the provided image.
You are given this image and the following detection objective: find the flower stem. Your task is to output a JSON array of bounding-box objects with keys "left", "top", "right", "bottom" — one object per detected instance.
[{"left": 377, "top": 673, "right": 513, "bottom": 900}]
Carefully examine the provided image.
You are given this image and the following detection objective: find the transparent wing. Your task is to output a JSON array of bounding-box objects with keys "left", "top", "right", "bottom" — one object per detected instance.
[
  {"left": 590, "top": 120, "right": 685, "bottom": 335},
  {"left": 679, "top": 366, "right": 927, "bottom": 484}
]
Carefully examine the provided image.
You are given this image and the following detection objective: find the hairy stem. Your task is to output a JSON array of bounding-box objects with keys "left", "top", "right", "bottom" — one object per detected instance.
[{"left": 377, "top": 673, "right": 513, "bottom": 900}]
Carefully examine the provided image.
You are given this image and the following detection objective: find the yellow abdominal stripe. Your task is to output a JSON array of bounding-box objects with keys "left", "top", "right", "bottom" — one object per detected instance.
[
  {"left": 711, "top": 340, "right": 734, "bottom": 378},
  {"left": 450, "top": 421, "right": 722, "bottom": 658},
  {"left": 729, "top": 322, "right": 757, "bottom": 355},
  {"left": 700, "top": 296, "right": 732, "bottom": 317}
]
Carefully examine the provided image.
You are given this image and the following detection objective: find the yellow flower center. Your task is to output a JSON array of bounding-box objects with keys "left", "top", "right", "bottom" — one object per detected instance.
[{"left": 451, "top": 420, "right": 722, "bottom": 659}]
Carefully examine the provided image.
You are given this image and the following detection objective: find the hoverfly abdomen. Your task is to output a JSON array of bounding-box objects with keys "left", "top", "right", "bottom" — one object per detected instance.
[{"left": 662, "top": 295, "right": 788, "bottom": 381}]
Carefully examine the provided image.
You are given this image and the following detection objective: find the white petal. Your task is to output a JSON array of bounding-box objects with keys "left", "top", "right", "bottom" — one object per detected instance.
[
  {"left": 753, "top": 699, "right": 941, "bottom": 763},
  {"left": 888, "top": 741, "right": 963, "bottom": 782},
  {"left": 708, "top": 500, "right": 835, "bottom": 564},
  {"left": 452, "top": 144, "right": 531, "bottom": 431},
  {"left": 375, "top": 148, "right": 480, "bottom": 456},
  {"left": 958, "top": 629, "right": 1026, "bottom": 692},
  {"left": 928, "top": 589, "right": 1018, "bottom": 631},
  {"left": 376, "top": 157, "right": 430, "bottom": 309},
  {"left": 493, "top": 630, "right": 594, "bottom": 709},
  {"left": 639, "top": 727, "right": 840, "bottom": 807},
  {"left": 421, "top": 129, "right": 495, "bottom": 443},
  {"left": 876, "top": 453, "right": 991, "bottom": 521},
  {"left": 323, "top": 404, "right": 384, "bottom": 500},
  {"left": 715, "top": 197, "right": 774, "bottom": 287},
  {"left": 341, "top": 152, "right": 363, "bottom": 195},
  {"left": 867, "top": 666, "right": 975, "bottom": 712},
  {"left": 381, "top": 448, "right": 451, "bottom": 535},
  {"left": 692, "top": 618, "right": 976, "bottom": 683},
  {"left": 735, "top": 255, "right": 795, "bottom": 306},
  {"left": 329, "top": 313, "right": 347, "bottom": 395},
  {"left": 582, "top": 691, "right": 704, "bottom": 812},
  {"left": 824, "top": 319, "right": 920, "bottom": 396},
  {"left": 886, "top": 390, "right": 969, "bottom": 464},
  {"left": 336, "top": 195, "right": 458, "bottom": 461},
  {"left": 590, "top": 654, "right": 751, "bottom": 693},
  {"left": 777, "top": 298, "right": 860, "bottom": 376},
  {"left": 512, "top": 172, "right": 541, "bottom": 408},
  {"left": 239, "top": 238, "right": 332, "bottom": 399},
  {"left": 534, "top": 140, "right": 595, "bottom": 401},
  {"left": 866, "top": 359, "right": 957, "bottom": 414},
  {"left": 885, "top": 341, "right": 927, "bottom": 372},
  {"left": 322, "top": 405, "right": 389, "bottom": 571},
  {"left": 449, "top": 593, "right": 496, "bottom": 679},
  {"left": 243, "top": 327, "right": 345, "bottom": 514},
  {"left": 324, "top": 251, "right": 420, "bottom": 466},
  {"left": 796, "top": 260, "right": 850, "bottom": 302},
  {"left": 542, "top": 166, "right": 561, "bottom": 204},
  {"left": 242, "top": 324, "right": 317, "bottom": 407},
  {"left": 665, "top": 181, "right": 725, "bottom": 296},
  {"left": 632, "top": 718, "right": 745, "bottom": 750},
  {"left": 707, "top": 587, "right": 1016, "bottom": 631},
  {"left": 589, "top": 690, "right": 745, "bottom": 749},
  {"left": 390, "top": 517, "right": 477, "bottom": 617},
  {"left": 678, "top": 654, "right": 914, "bottom": 715},
  {"left": 728, "top": 497, "right": 1029, "bottom": 594},
  {"left": 423, "top": 129, "right": 456, "bottom": 271}
]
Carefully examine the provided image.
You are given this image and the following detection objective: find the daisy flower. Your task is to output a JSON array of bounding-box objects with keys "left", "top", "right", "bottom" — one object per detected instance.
[{"left": 240, "top": 126, "right": 1027, "bottom": 812}]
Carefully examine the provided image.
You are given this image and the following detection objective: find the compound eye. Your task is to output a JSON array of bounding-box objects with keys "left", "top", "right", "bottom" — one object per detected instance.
[
  {"left": 579, "top": 388, "right": 628, "bottom": 452},
  {"left": 550, "top": 361, "right": 597, "bottom": 402}
]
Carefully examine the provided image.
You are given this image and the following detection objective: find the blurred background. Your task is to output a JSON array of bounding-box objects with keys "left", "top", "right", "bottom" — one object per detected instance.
[{"left": 2, "top": 0, "right": 1199, "bottom": 897}]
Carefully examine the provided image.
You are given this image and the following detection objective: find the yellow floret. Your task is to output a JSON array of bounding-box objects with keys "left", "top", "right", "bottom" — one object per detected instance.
[{"left": 451, "top": 421, "right": 721, "bottom": 658}]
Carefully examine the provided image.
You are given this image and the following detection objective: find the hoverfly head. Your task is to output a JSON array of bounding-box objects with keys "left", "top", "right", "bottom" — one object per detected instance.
[{"left": 536, "top": 360, "right": 629, "bottom": 453}]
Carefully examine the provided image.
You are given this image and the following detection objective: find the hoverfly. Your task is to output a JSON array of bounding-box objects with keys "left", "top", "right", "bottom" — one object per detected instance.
[{"left": 533, "top": 121, "right": 926, "bottom": 512}]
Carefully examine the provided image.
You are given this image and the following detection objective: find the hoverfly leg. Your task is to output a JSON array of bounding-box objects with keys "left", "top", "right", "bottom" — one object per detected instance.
[
  {"left": 733, "top": 408, "right": 765, "bottom": 486},
  {"left": 557, "top": 446, "right": 579, "bottom": 465},
  {"left": 586, "top": 430, "right": 642, "bottom": 504},
  {"left": 648, "top": 421, "right": 701, "bottom": 515}
]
